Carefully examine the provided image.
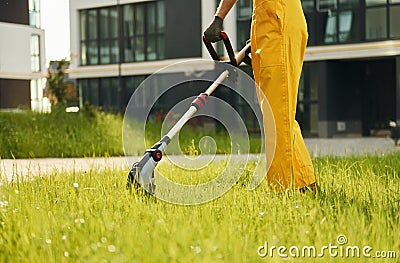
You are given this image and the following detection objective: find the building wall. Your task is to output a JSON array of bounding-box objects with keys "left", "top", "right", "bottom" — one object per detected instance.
[
  {"left": 300, "top": 0, "right": 400, "bottom": 137},
  {"left": 0, "top": 22, "right": 46, "bottom": 80},
  {"left": 0, "top": 0, "right": 46, "bottom": 111}
]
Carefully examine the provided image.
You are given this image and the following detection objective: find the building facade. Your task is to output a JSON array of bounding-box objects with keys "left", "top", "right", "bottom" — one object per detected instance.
[
  {"left": 69, "top": 0, "right": 400, "bottom": 137},
  {"left": 301, "top": 0, "right": 400, "bottom": 137},
  {"left": 0, "top": 0, "right": 46, "bottom": 111}
]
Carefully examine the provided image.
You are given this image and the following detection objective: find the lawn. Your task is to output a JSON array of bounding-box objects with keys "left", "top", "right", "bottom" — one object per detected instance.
[{"left": 1, "top": 153, "right": 399, "bottom": 262}]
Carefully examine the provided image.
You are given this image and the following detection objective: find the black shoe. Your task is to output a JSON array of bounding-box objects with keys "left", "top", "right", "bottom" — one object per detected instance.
[{"left": 299, "top": 182, "right": 318, "bottom": 193}]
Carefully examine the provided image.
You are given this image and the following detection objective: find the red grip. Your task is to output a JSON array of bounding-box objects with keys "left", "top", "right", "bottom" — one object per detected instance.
[
  {"left": 220, "top": 31, "right": 228, "bottom": 40},
  {"left": 191, "top": 93, "right": 208, "bottom": 110}
]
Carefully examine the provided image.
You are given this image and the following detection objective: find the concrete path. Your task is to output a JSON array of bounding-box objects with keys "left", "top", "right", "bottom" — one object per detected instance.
[
  {"left": 305, "top": 137, "right": 399, "bottom": 158},
  {"left": 0, "top": 157, "right": 129, "bottom": 181},
  {"left": 1, "top": 138, "right": 399, "bottom": 180}
]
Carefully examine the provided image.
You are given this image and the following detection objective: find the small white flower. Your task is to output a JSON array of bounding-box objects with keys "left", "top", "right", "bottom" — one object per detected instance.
[
  {"left": 73, "top": 182, "right": 79, "bottom": 189},
  {"left": 190, "top": 245, "right": 202, "bottom": 254},
  {"left": 108, "top": 245, "right": 116, "bottom": 253},
  {"left": 75, "top": 218, "right": 85, "bottom": 225},
  {"left": 91, "top": 243, "right": 98, "bottom": 251},
  {"left": 46, "top": 239, "right": 52, "bottom": 244}
]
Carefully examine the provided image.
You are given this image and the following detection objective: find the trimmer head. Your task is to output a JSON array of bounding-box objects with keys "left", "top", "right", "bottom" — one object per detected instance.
[
  {"left": 126, "top": 144, "right": 164, "bottom": 195},
  {"left": 127, "top": 162, "right": 155, "bottom": 194}
]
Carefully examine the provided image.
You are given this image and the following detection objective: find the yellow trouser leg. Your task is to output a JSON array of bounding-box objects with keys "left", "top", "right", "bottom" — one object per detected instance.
[{"left": 251, "top": 0, "right": 316, "bottom": 189}]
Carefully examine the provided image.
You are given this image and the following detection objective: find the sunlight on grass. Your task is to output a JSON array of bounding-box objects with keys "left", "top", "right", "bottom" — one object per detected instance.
[{"left": 0, "top": 153, "right": 399, "bottom": 262}]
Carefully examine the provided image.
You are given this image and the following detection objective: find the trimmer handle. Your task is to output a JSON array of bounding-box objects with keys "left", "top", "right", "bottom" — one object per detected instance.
[{"left": 203, "top": 31, "right": 251, "bottom": 67}]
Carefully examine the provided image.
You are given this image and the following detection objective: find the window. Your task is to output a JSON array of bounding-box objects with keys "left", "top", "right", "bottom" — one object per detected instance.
[
  {"left": 123, "top": 75, "right": 148, "bottom": 107},
  {"left": 99, "top": 8, "right": 119, "bottom": 64},
  {"left": 317, "top": 0, "right": 337, "bottom": 11},
  {"left": 31, "top": 35, "right": 40, "bottom": 72},
  {"left": 80, "top": 1, "right": 166, "bottom": 65},
  {"left": 324, "top": 12, "right": 338, "bottom": 43},
  {"left": 338, "top": 11, "right": 353, "bottom": 42},
  {"left": 366, "top": 7, "right": 387, "bottom": 40},
  {"left": 364, "top": 1, "right": 400, "bottom": 40},
  {"left": 100, "top": 78, "right": 120, "bottom": 111},
  {"left": 79, "top": 76, "right": 148, "bottom": 111},
  {"left": 339, "top": 10, "right": 361, "bottom": 42},
  {"left": 302, "top": 0, "right": 315, "bottom": 11},
  {"left": 305, "top": 0, "right": 400, "bottom": 45},
  {"left": 80, "top": 79, "right": 100, "bottom": 107},
  {"left": 297, "top": 64, "right": 319, "bottom": 137},
  {"left": 366, "top": 0, "right": 386, "bottom": 6},
  {"left": 390, "top": 5, "right": 400, "bottom": 38},
  {"left": 122, "top": 1, "right": 165, "bottom": 62},
  {"left": 319, "top": 0, "right": 362, "bottom": 44},
  {"left": 29, "top": 0, "right": 41, "bottom": 28},
  {"left": 31, "top": 79, "right": 42, "bottom": 111},
  {"left": 80, "top": 7, "right": 120, "bottom": 65},
  {"left": 339, "top": 0, "right": 359, "bottom": 8},
  {"left": 236, "top": 0, "right": 253, "bottom": 49}
]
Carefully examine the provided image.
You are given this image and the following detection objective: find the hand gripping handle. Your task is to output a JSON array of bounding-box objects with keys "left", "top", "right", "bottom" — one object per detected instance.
[{"left": 203, "top": 31, "right": 251, "bottom": 67}]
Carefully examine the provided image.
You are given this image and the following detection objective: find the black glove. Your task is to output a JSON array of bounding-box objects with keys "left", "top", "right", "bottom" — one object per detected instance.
[{"left": 204, "top": 16, "right": 223, "bottom": 43}]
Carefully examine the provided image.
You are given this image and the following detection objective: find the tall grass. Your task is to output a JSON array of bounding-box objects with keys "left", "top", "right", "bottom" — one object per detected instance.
[
  {"left": 0, "top": 111, "right": 262, "bottom": 159},
  {"left": 145, "top": 121, "right": 262, "bottom": 155},
  {"left": 0, "top": 110, "right": 123, "bottom": 158},
  {"left": 0, "top": 153, "right": 399, "bottom": 262}
]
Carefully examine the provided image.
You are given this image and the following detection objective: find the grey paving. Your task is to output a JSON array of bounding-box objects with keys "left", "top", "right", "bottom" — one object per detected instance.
[
  {"left": 304, "top": 137, "right": 400, "bottom": 158},
  {"left": 1, "top": 138, "right": 399, "bottom": 180}
]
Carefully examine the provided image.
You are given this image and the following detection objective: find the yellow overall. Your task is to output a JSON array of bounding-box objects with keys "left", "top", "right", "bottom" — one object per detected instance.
[{"left": 251, "top": 0, "right": 316, "bottom": 189}]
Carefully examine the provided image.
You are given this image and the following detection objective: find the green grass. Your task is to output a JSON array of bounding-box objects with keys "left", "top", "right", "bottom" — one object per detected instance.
[
  {"left": 0, "top": 111, "right": 262, "bottom": 159},
  {"left": 0, "top": 110, "right": 124, "bottom": 158},
  {"left": 1, "top": 153, "right": 399, "bottom": 262}
]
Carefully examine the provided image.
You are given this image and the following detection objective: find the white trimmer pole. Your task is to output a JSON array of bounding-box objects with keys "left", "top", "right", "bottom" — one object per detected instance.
[
  {"left": 165, "top": 70, "right": 229, "bottom": 140},
  {"left": 204, "top": 70, "right": 230, "bottom": 95}
]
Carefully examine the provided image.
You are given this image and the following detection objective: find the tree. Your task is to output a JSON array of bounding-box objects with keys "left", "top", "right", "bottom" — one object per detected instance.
[{"left": 45, "top": 59, "right": 76, "bottom": 108}]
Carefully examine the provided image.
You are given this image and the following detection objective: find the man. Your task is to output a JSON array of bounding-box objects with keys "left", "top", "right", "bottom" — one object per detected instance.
[{"left": 204, "top": 0, "right": 317, "bottom": 191}]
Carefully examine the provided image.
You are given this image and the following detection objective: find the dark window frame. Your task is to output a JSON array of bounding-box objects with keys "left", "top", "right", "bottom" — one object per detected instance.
[
  {"left": 121, "top": 1, "right": 166, "bottom": 63},
  {"left": 79, "top": 1, "right": 165, "bottom": 66},
  {"left": 303, "top": 0, "right": 400, "bottom": 46}
]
